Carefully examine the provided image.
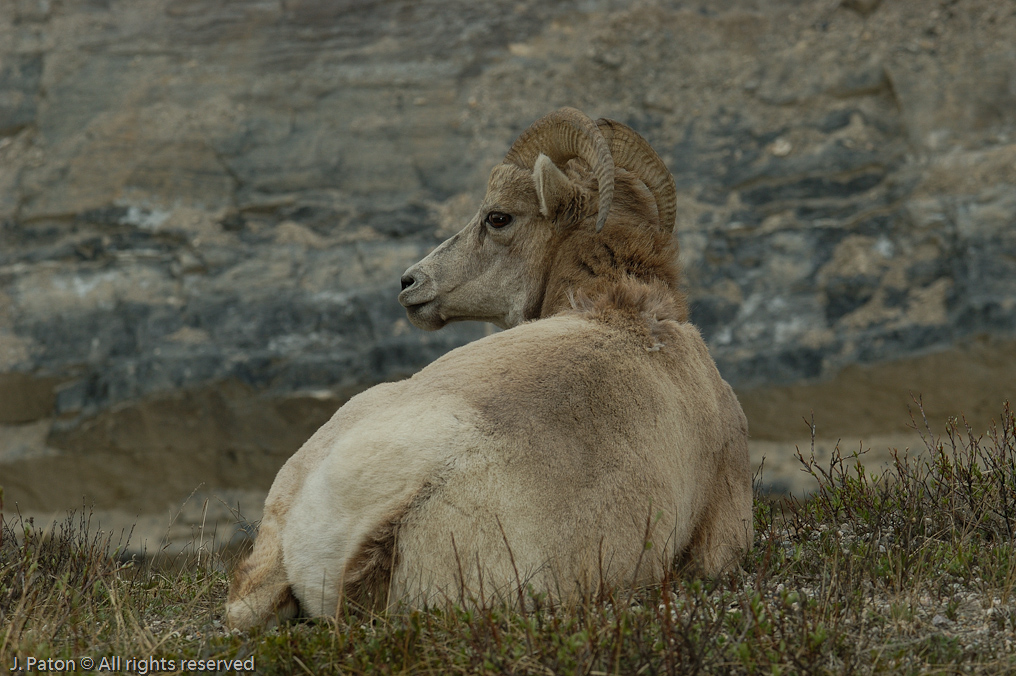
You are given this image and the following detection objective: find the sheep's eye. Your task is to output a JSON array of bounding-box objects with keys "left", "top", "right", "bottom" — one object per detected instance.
[{"left": 485, "top": 212, "right": 513, "bottom": 229}]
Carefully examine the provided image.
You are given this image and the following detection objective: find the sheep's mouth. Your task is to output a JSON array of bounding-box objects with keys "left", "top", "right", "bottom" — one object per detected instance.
[
  {"left": 402, "top": 299, "right": 448, "bottom": 331},
  {"left": 402, "top": 300, "right": 431, "bottom": 316}
]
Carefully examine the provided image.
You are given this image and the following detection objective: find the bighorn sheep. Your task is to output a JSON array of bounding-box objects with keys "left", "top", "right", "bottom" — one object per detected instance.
[{"left": 226, "top": 108, "right": 752, "bottom": 629}]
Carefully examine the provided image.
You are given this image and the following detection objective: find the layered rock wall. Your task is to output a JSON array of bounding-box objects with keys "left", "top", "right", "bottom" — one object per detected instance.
[{"left": 2, "top": 0, "right": 1015, "bottom": 515}]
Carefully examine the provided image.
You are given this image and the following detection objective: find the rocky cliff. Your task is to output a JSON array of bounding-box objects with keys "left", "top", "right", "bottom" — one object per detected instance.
[{"left": 2, "top": 0, "right": 1015, "bottom": 527}]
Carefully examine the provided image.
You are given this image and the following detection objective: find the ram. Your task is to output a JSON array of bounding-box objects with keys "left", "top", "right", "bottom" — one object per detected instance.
[{"left": 226, "top": 108, "right": 752, "bottom": 629}]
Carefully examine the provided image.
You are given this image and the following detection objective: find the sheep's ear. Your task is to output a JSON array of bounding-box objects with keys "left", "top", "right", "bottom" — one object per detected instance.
[{"left": 533, "top": 153, "right": 574, "bottom": 222}]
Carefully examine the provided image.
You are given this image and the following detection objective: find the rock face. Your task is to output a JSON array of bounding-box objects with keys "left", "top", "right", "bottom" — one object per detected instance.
[{"left": 1, "top": 0, "right": 1015, "bottom": 523}]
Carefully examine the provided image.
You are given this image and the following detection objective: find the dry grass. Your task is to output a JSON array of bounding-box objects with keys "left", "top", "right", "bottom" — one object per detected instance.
[{"left": 2, "top": 401, "right": 1015, "bottom": 674}]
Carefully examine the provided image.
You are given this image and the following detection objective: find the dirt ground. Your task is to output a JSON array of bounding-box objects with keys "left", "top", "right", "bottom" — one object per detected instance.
[{"left": 4, "top": 335, "right": 1011, "bottom": 558}]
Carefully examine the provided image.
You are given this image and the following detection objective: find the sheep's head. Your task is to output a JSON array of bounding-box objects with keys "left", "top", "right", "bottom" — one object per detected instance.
[{"left": 398, "top": 107, "right": 676, "bottom": 331}]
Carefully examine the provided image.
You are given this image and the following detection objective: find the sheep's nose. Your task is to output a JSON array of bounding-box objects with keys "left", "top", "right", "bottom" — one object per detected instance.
[{"left": 400, "top": 273, "right": 417, "bottom": 291}]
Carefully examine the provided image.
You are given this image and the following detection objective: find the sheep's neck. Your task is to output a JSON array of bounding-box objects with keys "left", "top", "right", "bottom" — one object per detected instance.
[{"left": 537, "top": 230, "right": 688, "bottom": 322}]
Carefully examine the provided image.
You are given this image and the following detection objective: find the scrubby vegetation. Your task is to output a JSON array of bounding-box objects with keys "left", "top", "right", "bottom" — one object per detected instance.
[{"left": 3, "top": 402, "right": 1015, "bottom": 675}]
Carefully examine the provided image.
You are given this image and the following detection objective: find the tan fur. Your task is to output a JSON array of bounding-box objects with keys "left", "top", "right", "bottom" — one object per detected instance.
[
  {"left": 339, "top": 502, "right": 407, "bottom": 611},
  {"left": 226, "top": 111, "right": 752, "bottom": 629},
  {"left": 225, "top": 517, "right": 299, "bottom": 628}
]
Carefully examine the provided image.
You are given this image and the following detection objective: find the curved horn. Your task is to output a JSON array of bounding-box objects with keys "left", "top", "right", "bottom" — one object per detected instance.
[
  {"left": 595, "top": 118, "right": 677, "bottom": 233},
  {"left": 503, "top": 108, "right": 615, "bottom": 233}
]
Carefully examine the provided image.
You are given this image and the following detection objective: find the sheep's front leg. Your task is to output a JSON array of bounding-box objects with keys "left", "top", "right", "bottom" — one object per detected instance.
[
  {"left": 686, "top": 441, "right": 754, "bottom": 575},
  {"left": 225, "top": 515, "right": 299, "bottom": 629}
]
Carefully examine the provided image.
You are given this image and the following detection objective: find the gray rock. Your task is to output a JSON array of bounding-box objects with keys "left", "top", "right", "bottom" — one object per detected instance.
[{"left": 1, "top": 0, "right": 1015, "bottom": 516}]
